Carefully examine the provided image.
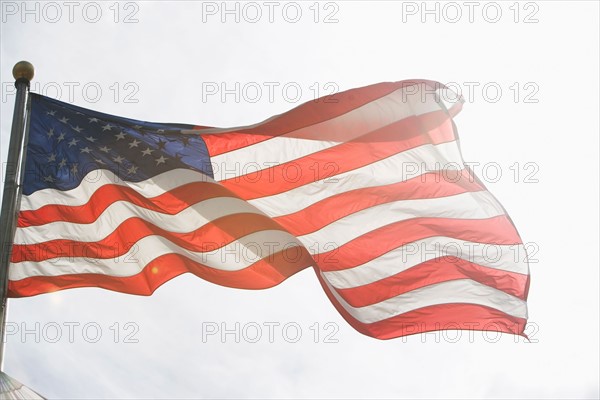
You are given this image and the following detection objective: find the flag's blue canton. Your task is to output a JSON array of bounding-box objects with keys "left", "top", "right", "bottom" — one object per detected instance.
[{"left": 23, "top": 94, "right": 213, "bottom": 195}]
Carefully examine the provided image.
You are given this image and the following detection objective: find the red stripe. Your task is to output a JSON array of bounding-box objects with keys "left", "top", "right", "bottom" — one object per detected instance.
[
  {"left": 220, "top": 110, "right": 456, "bottom": 200},
  {"left": 313, "top": 215, "right": 522, "bottom": 272},
  {"left": 200, "top": 80, "right": 454, "bottom": 156},
  {"left": 274, "top": 169, "right": 485, "bottom": 236},
  {"left": 315, "top": 271, "right": 526, "bottom": 340},
  {"left": 447, "top": 99, "right": 463, "bottom": 118},
  {"left": 18, "top": 181, "right": 234, "bottom": 227},
  {"left": 8, "top": 248, "right": 314, "bottom": 297},
  {"left": 12, "top": 213, "right": 287, "bottom": 263},
  {"left": 333, "top": 257, "right": 529, "bottom": 308}
]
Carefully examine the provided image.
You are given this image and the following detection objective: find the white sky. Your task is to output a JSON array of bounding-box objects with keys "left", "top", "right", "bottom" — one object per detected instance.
[{"left": 0, "top": 1, "right": 598, "bottom": 398}]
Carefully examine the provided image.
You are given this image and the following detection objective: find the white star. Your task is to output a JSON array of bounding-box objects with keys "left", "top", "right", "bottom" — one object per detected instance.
[
  {"left": 128, "top": 139, "right": 141, "bottom": 148},
  {"left": 94, "top": 158, "right": 105, "bottom": 165},
  {"left": 46, "top": 129, "right": 54, "bottom": 138},
  {"left": 46, "top": 110, "right": 56, "bottom": 116},
  {"left": 102, "top": 124, "right": 113, "bottom": 131},
  {"left": 57, "top": 132, "right": 65, "bottom": 142},
  {"left": 70, "top": 164, "right": 79, "bottom": 175},
  {"left": 59, "top": 117, "right": 69, "bottom": 124},
  {"left": 80, "top": 147, "right": 92, "bottom": 154},
  {"left": 133, "top": 125, "right": 142, "bottom": 129},
  {"left": 157, "top": 129, "right": 165, "bottom": 133},
  {"left": 58, "top": 158, "right": 67, "bottom": 168},
  {"left": 89, "top": 117, "right": 99, "bottom": 123},
  {"left": 113, "top": 155, "right": 125, "bottom": 164},
  {"left": 86, "top": 136, "right": 97, "bottom": 143},
  {"left": 127, "top": 165, "right": 139, "bottom": 175},
  {"left": 99, "top": 146, "right": 110, "bottom": 153},
  {"left": 72, "top": 126, "right": 83, "bottom": 133},
  {"left": 141, "top": 148, "right": 154, "bottom": 156},
  {"left": 155, "top": 155, "right": 167, "bottom": 166},
  {"left": 43, "top": 175, "right": 55, "bottom": 183},
  {"left": 115, "top": 132, "right": 126, "bottom": 140},
  {"left": 47, "top": 153, "right": 56, "bottom": 162},
  {"left": 68, "top": 138, "right": 80, "bottom": 147}
]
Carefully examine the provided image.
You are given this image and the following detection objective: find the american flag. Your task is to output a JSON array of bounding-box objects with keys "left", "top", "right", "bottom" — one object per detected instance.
[{"left": 8, "top": 80, "right": 530, "bottom": 339}]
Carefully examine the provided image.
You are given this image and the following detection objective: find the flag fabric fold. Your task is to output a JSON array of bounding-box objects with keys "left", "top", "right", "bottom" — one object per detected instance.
[{"left": 7, "top": 79, "right": 530, "bottom": 339}]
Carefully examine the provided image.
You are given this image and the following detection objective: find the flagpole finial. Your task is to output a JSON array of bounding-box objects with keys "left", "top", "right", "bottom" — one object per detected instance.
[{"left": 12, "top": 61, "right": 34, "bottom": 83}]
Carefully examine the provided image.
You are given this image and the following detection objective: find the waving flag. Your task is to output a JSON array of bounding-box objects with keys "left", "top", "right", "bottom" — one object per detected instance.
[{"left": 8, "top": 80, "right": 530, "bottom": 339}]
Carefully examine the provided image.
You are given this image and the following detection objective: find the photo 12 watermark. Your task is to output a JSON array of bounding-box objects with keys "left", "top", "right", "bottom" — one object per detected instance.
[
  {"left": 200, "top": 81, "right": 340, "bottom": 104},
  {"left": 1, "top": 81, "right": 140, "bottom": 104},
  {"left": 1, "top": 1, "right": 140, "bottom": 24},
  {"left": 200, "top": 1, "right": 340, "bottom": 24},
  {"left": 4, "top": 321, "right": 140, "bottom": 344},
  {"left": 443, "top": 81, "right": 540, "bottom": 104},
  {"left": 400, "top": 1, "right": 540, "bottom": 24},
  {"left": 400, "top": 321, "right": 540, "bottom": 343},
  {"left": 200, "top": 321, "right": 340, "bottom": 344}
]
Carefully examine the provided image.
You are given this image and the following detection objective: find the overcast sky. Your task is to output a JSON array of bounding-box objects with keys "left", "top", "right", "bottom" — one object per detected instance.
[{"left": 1, "top": 1, "right": 599, "bottom": 398}]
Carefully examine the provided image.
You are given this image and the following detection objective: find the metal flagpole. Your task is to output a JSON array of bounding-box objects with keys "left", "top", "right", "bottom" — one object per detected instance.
[{"left": 0, "top": 61, "right": 34, "bottom": 368}]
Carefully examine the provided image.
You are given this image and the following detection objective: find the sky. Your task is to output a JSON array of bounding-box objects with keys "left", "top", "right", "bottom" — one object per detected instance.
[{"left": 0, "top": 1, "right": 599, "bottom": 398}]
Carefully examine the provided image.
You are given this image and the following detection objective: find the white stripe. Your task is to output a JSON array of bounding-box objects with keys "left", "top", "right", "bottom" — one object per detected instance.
[
  {"left": 437, "top": 87, "right": 463, "bottom": 112},
  {"left": 322, "top": 277, "right": 528, "bottom": 324},
  {"left": 211, "top": 85, "right": 444, "bottom": 181},
  {"left": 21, "top": 168, "right": 215, "bottom": 212},
  {"left": 15, "top": 197, "right": 264, "bottom": 245},
  {"left": 298, "top": 191, "right": 505, "bottom": 251},
  {"left": 9, "top": 230, "right": 303, "bottom": 280},
  {"left": 249, "top": 141, "right": 465, "bottom": 217},
  {"left": 323, "top": 237, "right": 529, "bottom": 289}
]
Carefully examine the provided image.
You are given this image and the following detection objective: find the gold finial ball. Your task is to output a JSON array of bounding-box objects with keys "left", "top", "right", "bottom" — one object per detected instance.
[{"left": 12, "top": 61, "right": 34, "bottom": 82}]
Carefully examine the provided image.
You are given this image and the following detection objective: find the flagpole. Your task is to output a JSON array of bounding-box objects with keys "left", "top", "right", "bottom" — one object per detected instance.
[{"left": 0, "top": 61, "right": 34, "bottom": 368}]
